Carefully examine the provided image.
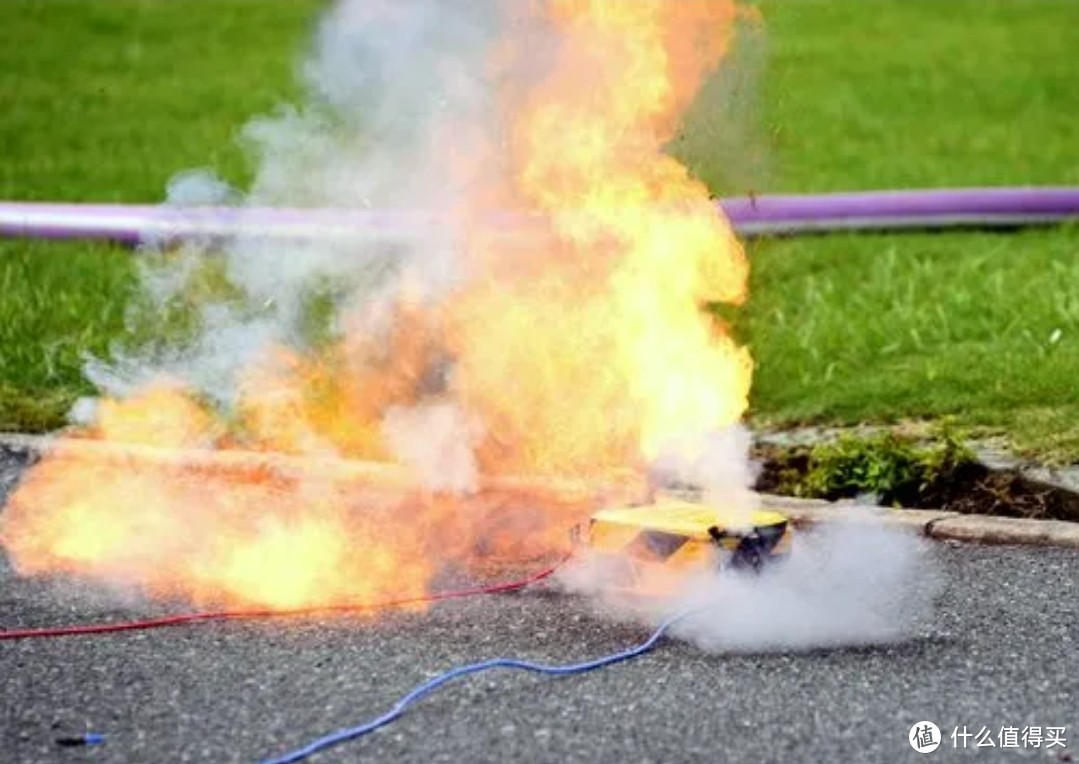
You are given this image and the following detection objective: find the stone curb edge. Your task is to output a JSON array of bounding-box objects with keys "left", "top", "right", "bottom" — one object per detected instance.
[
  {"left": 760, "top": 495, "right": 1079, "bottom": 550},
  {"left": 4, "top": 433, "right": 1079, "bottom": 550}
]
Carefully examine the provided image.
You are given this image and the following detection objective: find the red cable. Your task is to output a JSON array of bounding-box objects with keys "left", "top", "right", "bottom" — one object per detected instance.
[{"left": 0, "top": 555, "right": 567, "bottom": 642}]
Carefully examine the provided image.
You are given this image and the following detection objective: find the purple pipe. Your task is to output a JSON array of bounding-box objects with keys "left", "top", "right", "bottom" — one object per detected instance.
[
  {"left": 0, "top": 204, "right": 452, "bottom": 246},
  {"left": 2, "top": 188, "right": 1078, "bottom": 245},
  {"left": 723, "top": 187, "right": 1079, "bottom": 235}
]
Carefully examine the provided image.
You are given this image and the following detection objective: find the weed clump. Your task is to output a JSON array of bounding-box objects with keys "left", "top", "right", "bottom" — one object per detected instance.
[{"left": 760, "top": 426, "right": 977, "bottom": 507}]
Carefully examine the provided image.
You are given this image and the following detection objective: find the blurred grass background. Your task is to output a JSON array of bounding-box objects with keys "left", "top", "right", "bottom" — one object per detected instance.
[{"left": 1, "top": 0, "right": 1078, "bottom": 459}]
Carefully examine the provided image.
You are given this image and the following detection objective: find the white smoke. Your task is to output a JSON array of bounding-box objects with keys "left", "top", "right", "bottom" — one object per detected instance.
[
  {"left": 165, "top": 169, "right": 238, "bottom": 207},
  {"left": 89, "top": 0, "right": 514, "bottom": 426},
  {"left": 561, "top": 520, "right": 937, "bottom": 652},
  {"left": 648, "top": 424, "right": 760, "bottom": 526},
  {"left": 382, "top": 401, "right": 484, "bottom": 494}
]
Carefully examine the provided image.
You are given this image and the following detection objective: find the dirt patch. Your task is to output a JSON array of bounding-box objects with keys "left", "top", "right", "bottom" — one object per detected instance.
[{"left": 753, "top": 443, "right": 1079, "bottom": 523}]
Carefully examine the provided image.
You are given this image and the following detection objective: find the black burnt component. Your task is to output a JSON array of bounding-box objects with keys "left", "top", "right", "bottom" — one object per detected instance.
[{"left": 710, "top": 522, "right": 788, "bottom": 572}]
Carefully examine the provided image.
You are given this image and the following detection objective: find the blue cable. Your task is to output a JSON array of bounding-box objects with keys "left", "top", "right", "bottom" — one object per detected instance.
[
  {"left": 55, "top": 733, "right": 105, "bottom": 747},
  {"left": 258, "top": 610, "right": 697, "bottom": 764}
]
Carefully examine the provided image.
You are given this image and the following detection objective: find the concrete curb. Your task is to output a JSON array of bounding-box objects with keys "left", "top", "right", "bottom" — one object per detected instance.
[
  {"left": 760, "top": 495, "right": 1079, "bottom": 550},
  {"left": 0, "top": 432, "right": 57, "bottom": 452},
  {"left": 4, "top": 433, "right": 1079, "bottom": 550}
]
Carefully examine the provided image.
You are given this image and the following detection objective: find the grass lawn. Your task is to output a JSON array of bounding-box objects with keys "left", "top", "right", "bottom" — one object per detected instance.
[{"left": 2, "top": 0, "right": 1078, "bottom": 460}]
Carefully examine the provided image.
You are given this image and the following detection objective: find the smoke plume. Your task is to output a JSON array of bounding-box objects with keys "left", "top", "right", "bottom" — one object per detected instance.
[{"left": 560, "top": 519, "right": 938, "bottom": 652}]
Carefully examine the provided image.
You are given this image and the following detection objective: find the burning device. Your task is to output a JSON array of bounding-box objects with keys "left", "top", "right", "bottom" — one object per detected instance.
[{"left": 574, "top": 499, "right": 792, "bottom": 594}]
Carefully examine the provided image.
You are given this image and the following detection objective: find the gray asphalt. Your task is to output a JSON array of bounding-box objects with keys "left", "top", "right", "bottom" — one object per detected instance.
[{"left": 1, "top": 445, "right": 1077, "bottom": 764}]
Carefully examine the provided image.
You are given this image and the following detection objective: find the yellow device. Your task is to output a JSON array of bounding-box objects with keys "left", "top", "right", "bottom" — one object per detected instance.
[{"left": 574, "top": 499, "right": 792, "bottom": 593}]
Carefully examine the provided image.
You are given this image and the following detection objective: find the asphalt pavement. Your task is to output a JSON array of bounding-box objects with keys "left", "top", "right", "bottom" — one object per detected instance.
[{"left": 1, "top": 445, "right": 1077, "bottom": 764}]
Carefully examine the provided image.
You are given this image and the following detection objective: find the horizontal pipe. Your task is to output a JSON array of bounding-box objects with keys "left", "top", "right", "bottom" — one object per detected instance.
[
  {"left": 0, "top": 204, "right": 445, "bottom": 246},
  {"left": 725, "top": 187, "right": 1079, "bottom": 235},
  {"left": 2, "top": 187, "right": 1078, "bottom": 245}
]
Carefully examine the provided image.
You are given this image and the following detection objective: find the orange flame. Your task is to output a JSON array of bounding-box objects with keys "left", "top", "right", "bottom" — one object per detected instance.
[{"left": 0, "top": 0, "right": 749, "bottom": 609}]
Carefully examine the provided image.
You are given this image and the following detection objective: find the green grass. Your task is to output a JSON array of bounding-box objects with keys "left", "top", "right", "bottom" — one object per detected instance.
[
  {"left": 0, "top": 0, "right": 320, "bottom": 428},
  {"left": 1, "top": 0, "right": 316, "bottom": 202},
  {"left": 737, "top": 226, "right": 1079, "bottom": 459},
  {"left": 694, "top": 0, "right": 1079, "bottom": 460},
  {"left": 678, "top": 0, "right": 1079, "bottom": 193},
  {"left": 0, "top": 240, "right": 134, "bottom": 430},
  {"left": 2, "top": 0, "right": 1079, "bottom": 460}
]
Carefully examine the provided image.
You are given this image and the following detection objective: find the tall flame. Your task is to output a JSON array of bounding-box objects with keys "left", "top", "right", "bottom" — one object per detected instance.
[
  {"left": 463, "top": 0, "right": 750, "bottom": 472},
  {"left": 0, "top": 0, "right": 750, "bottom": 609}
]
